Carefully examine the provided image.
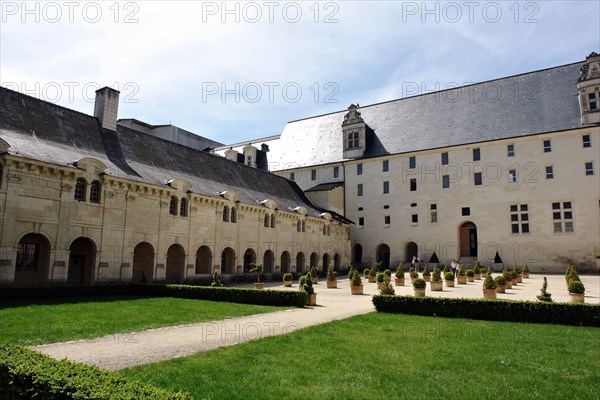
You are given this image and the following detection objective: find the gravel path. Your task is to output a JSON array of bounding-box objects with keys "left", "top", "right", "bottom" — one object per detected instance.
[{"left": 32, "top": 274, "right": 599, "bottom": 370}]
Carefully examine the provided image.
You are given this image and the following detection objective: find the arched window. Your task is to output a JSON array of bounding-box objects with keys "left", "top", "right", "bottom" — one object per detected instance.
[
  {"left": 297, "top": 220, "right": 301, "bottom": 232},
  {"left": 90, "top": 180, "right": 101, "bottom": 203},
  {"left": 264, "top": 214, "right": 270, "bottom": 227},
  {"left": 223, "top": 206, "right": 230, "bottom": 222},
  {"left": 270, "top": 214, "right": 276, "bottom": 228},
  {"left": 74, "top": 178, "right": 86, "bottom": 202},
  {"left": 302, "top": 221, "right": 306, "bottom": 232},
  {"left": 179, "top": 198, "right": 188, "bottom": 217},
  {"left": 327, "top": 226, "right": 331, "bottom": 236},
  {"left": 323, "top": 225, "right": 327, "bottom": 235},
  {"left": 230, "top": 207, "right": 237, "bottom": 223},
  {"left": 0, "top": 164, "right": 4, "bottom": 189},
  {"left": 169, "top": 196, "right": 178, "bottom": 215}
]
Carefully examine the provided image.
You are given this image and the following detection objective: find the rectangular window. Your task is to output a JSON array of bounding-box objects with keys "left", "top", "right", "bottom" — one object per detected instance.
[
  {"left": 589, "top": 93, "right": 598, "bottom": 110},
  {"left": 311, "top": 169, "right": 317, "bottom": 181},
  {"left": 507, "top": 144, "right": 515, "bottom": 157},
  {"left": 473, "top": 148, "right": 480, "bottom": 161},
  {"left": 384, "top": 215, "right": 391, "bottom": 226},
  {"left": 441, "top": 152, "right": 448, "bottom": 165},
  {"left": 383, "top": 160, "right": 389, "bottom": 172},
  {"left": 462, "top": 207, "right": 470, "bottom": 216},
  {"left": 383, "top": 181, "right": 389, "bottom": 194},
  {"left": 442, "top": 175, "right": 450, "bottom": 188},
  {"left": 543, "top": 139, "right": 551, "bottom": 153},
  {"left": 290, "top": 172, "right": 295, "bottom": 181},
  {"left": 545, "top": 166, "right": 554, "bottom": 179},
  {"left": 508, "top": 169, "right": 517, "bottom": 183},
  {"left": 409, "top": 156, "right": 416, "bottom": 169},
  {"left": 333, "top": 166, "right": 339, "bottom": 178},
  {"left": 430, "top": 204, "right": 437, "bottom": 223},
  {"left": 358, "top": 217, "right": 364, "bottom": 228},
  {"left": 357, "top": 184, "right": 363, "bottom": 197},
  {"left": 347, "top": 132, "right": 359, "bottom": 149},
  {"left": 411, "top": 214, "right": 418, "bottom": 224},
  {"left": 510, "top": 204, "right": 530, "bottom": 234},
  {"left": 583, "top": 134, "right": 591, "bottom": 148},
  {"left": 552, "top": 202, "right": 574, "bottom": 233},
  {"left": 410, "top": 178, "right": 417, "bottom": 191},
  {"left": 585, "top": 162, "right": 594, "bottom": 176},
  {"left": 357, "top": 163, "right": 363, "bottom": 175},
  {"left": 474, "top": 172, "right": 482, "bottom": 186}
]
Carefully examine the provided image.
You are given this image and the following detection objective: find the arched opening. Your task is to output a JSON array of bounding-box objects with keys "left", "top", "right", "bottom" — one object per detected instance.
[
  {"left": 310, "top": 252, "right": 318, "bottom": 269},
  {"left": 264, "top": 214, "right": 270, "bottom": 227},
  {"left": 263, "top": 250, "right": 274, "bottom": 273},
  {"left": 230, "top": 207, "right": 237, "bottom": 223},
  {"left": 74, "top": 178, "right": 86, "bottom": 202},
  {"left": 166, "top": 244, "right": 185, "bottom": 284},
  {"left": 179, "top": 198, "right": 188, "bottom": 217},
  {"left": 15, "top": 233, "right": 50, "bottom": 286},
  {"left": 334, "top": 254, "right": 341, "bottom": 270},
  {"left": 296, "top": 252, "right": 305, "bottom": 272},
  {"left": 223, "top": 206, "right": 230, "bottom": 222},
  {"left": 90, "top": 180, "right": 101, "bottom": 203},
  {"left": 353, "top": 243, "right": 363, "bottom": 265},
  {"left": 132, "top": 242, "right": 154, "bottom": 283},
  {"left": 376, "top": 243, "right": 391, "bottom": 270},
  {"left": 270, "top": 215, "right": 276, "bottom": 228},
  {"left": 169, "top": 196, "right": 178, "bottom": 215},
  {"left": 195, "top": 246, "right": 212, "bottom": 274},
  {"left": 280, "top": 251, "right": 291, "bottom": 273},
  {"left": 322, "top": 253, "right": 330, "bottom": 271},
  {"left": 459, "top": 222, "right": 478, "bottom": 257},
  {"left": 405, "top": 242, "right": 418, "bottom": 263},
  {"left": 243, "top": 248, "right": 256, "bottom": 272},
  {"left": 221, "top": 247, "right": 236, "bottom": 274},
  {"left": 68, "top": 237, "right": 96, "bottom": 285}
]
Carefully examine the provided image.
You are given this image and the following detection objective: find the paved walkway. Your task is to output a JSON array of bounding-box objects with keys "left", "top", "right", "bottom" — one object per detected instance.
[{"left": 32, "top": 274, "right": 599, "bottom": 370}]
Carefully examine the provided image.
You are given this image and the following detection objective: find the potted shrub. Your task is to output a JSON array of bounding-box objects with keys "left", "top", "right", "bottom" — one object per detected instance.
[
  {"left": 482, "top": 271, "right": 497, "bottom": 299},
  {"left": 395, "top": 265, "right": 405, "bottom": 286},
  {"left": 430, "top": 266, "right": 443, "bottom": 291},
  {"left": 466, "top": 269, "right": 475, "bottom": 282},
  {"left": 568, "top": 280, "right": 585, "bottom": 303},
  {"left": 369, "top": 262, "right": 380, "bottom": 283},
  {"left": 473, "top": 261, "right": 481, "bottom": 280},
  {"left": 409, "top": 267, "right": 418, "bottom": 283},
  {"left": 413, "top": 278, "right": 426, "bottom": 297},
  {"left": 513, "top": 265, "right": 522, "bottom": 283},
  {"left": 384, "top": 269, "right": 392, "bottom": 279},
  {"left": 522, "top": 264, "right": 530, "bottom": 279},
  {"left": 494, "top": 275, "right": 507, "bottom": 293},
  {"left": 283, "top": 272, "right": 293, "bottom": 287},
  {"left": 326, "top": 266, "right": 338, "bottom": 288},
  {"left": 503, "top": 270, "right": 513, "bottom": 289},
  {"left": 298, "top": 275, "right": 307, "bottom": 292},
  {"left": 351, "top": 269, "right": 363, "bottom": 295},
  {"left": 376, "top": 272, "right": 385, "bottom": 289},
  {"left": 249, "top": 262, "right": 264, "bottom": 289},
  {"left": 510, "top": 270, "right": 518, "bottom": 286},
  {"left": 379, "top": 276, "right": 395, "bottom": 296},
  {"left": 457, "top": 266, "right": 467, "bottom": 284},
  {"left": 536, "top": 277, "right": 553, "bottom": 302},
  {"left": 211, "top": 271, "right": 223, "bottom": 287},
  {"left": 303, "top": 273, "right": 317, "bottom": 306},
  {"left": 479, "top": 267, "right": 487, "bottom": 276},
  {"left": 444, "top": 272, "right": 455, "bottom": 287},
  {"left": 443, "top": 264, "right": 450, "bottom": 274},
  {"left": 422, "top": 265, "right": 431, "bottom": 282},
  {"left": 363, "top": 268, "right": 370, "bottom": 279},
  {"left": 565, "top": 264, "right": 576, "bottom": 283},
  {"left": 310, "top": 266, "right": 318, "bottom": 284}
]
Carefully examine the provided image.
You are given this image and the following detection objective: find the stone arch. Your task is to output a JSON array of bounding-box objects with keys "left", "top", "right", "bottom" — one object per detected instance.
[
  {"left": 68, "top": 237, "right": 96, "bottom": 285},
  {"left": 310, "top": 252, "right": 318, "bottom": 269},
  {"left": 405, "top": 242, "right": 418, "bottom": 263},
  {"left": 195, "top": 246, "right": 212, "bottom": 274},
  {"left": 280, "top": 251, "right": 291, "bottom": 273},
  {"left": 221, "top": 247, "right": 236, "bottom": 274},
  {"left": 263, "top": 250, "right": 274, "bottom": 273},
  {"left": 243, "top": 248, "right": 257, "bottom": 272},
  {"left": 14, "top": 233, "right": 51, "bottom": 286},
  {"left": 166, "top": 243, "right": 185, "bottom": 284},
  {"left": 334, "top": 253, "right": 341, "bottom": 270},
  {"left": 376, "top": 243, "right": 391, "bottom": 270},
  {"left": 353, "top": 243, "right": 363, "bottom": 265},
  {"left": 459, "top": 221, "right": 478, "bottom": 257},
  {"left": 296, "top": 252, "right": 306, "bottom": 272},
  {"left": 322, "top": 253, "right": 330, "bottom": 271},
  {"left": 132, "top": 242, "right": 154, "bottom": 283}
]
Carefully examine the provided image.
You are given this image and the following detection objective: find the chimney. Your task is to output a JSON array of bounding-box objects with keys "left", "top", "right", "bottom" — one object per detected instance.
[{"left": 94, "top": 87, "right": 120, "bottom": 131}]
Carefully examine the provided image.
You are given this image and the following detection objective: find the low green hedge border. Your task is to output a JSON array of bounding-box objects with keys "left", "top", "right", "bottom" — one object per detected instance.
[
  {"left": 372, "top": 295, "right": 600, "bottom": 327},
  {"left": 0, "top": 343, "right": 190, "bottom": 400},
  {"left": 0, "top": 284, "right": 307, "bottom": 308}
]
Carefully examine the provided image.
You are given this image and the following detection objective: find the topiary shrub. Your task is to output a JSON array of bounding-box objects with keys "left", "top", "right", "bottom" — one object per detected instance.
[
  {"left": 283, "top": 272, "right": 293, "bottom": 281},
  {"left": 211, "top": 272, "right": 223, "bottom": 287},
  {"left": 412, "top": 278, "right": 426, "bottom": 289},
  {"left": 422, "top": 265, "right": 430, "bottom": 276},
  {"left": 299, "top": 275, "right": 307, "bottom": 286},
  {"left": 431, "top": 267, "right": 442, "bottom": 282},
  {"left": 458, "top": 266, "right": 466, "bottom": 276},
  {"left": 326, "top": 266, "right": 337, "bottom": 281},
  {"left": 483, "top": 272, "right": 497, "bottom": 289},
  {"left": 363, "top": 268, "right": 371, "bottom": 277},
  {"left": 303, "top": 273, "right": 315, "bottom": 294},
  {"left": 473, "top": 261, "right": 480, "bottom": 274},
  {"left": 379, "top": 276, "right": 395, "bottom": 296},
  {"left": 494, "top": 275, "right": 507, "bottom": 286},
  {"left": 384, "top": 269, "right": 392, "bottom": 278},
  {"left": 396, "top": 265, "right": 405, "bottom": 277},
  {"left": 568, "top": 280, "right": 585, "bottom": 294},
  {"left": 466, "top": 269, "right": 474, "bottom": 277},
  {"left": 376, "top": 272, "right": 385, "bottom": 283},
  {"left": 351, "top": 270, "right": 363, "bottom": 286},
  {"left": 444, "top": 272, "right": 455, "bottom": 281},
  {"left": 443, "top": 265, "right": 450, "bottom": 274},
  {"left": 537, "top": 277, "right": 553, "bottom": 302}
]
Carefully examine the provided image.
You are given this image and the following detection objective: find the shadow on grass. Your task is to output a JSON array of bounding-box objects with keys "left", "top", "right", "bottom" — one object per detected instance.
[{"left": 0, "top": 295, "right": 148, "bottom": 310}]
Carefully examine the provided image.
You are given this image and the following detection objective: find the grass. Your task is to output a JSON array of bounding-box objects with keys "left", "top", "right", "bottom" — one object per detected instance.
[
  {"left": 121, "top": 313, "right": 600, "bottom": 400},
  {"left": 0, "top": 296, "right": 284, "bottom": 345}
]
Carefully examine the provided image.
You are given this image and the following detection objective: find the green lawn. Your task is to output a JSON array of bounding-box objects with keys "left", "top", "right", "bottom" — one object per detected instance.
[
  {"left": 0, "top": 296, "right": 284, "bottom": 345},
  {"left": 121, "top": 313, "right": 600, "bottom": 400}
]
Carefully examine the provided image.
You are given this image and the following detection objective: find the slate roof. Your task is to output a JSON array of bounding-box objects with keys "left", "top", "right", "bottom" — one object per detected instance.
[
  {"left": 305, "top": 182, "right": 344, "bottom": 192},
  {"left": 0, "top": 87, "right": 347, "bottom": 222},
  {"left": 264, "top": 61, "right": 588, "bottom": 169}
]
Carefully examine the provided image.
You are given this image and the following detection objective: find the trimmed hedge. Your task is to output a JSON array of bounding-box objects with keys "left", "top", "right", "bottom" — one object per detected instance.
[
  {"left": 0, "top": 284, "right": 307, "bottom": 307},
  {"left": 372, "top": 295, "right": 600, "bottom": 327},
  {"left": 0, "top": 343, "right": 190, "bottom": 400}
]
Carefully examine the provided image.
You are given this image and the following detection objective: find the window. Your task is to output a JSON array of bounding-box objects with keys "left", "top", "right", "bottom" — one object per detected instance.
[
  {"left": 409, "top": 156, "right": 416, "bottom": 169},
  {"left": 170, "top": 197, "right": 178, "bottom": 216},
  {"left": 508, "top": 169, "right": 517, "bottom": 183},
  {"left": 323, "top": 225, "right": 327, "bottom": 235},
  {"left": 311, "top": 169, "right": 317, "bottom": 181},
  {"left": 430, "top": 204, "right": 437, "bottom": 223},
  {"left": 384, "top": 216, "right": 391, "bottom": 226},
  {"left": 246, "top": 156, "right": 252, "bottom": 166},
  {"left": 442, "top": 175, "right": 450, "bottom": 188},
  {"left": 358, "top": 217, "right": 364, "bottom": 228},
  {"left": 507, "top": 144, "right": 515, "bottom": 157},
  {"left": 474, "top": 172, "right": 482, "bottom": 186},
  {"left": 583, "top": 134, "right": 591, "bottom": 148},
  {"left": 473, "top": 148, "right": 480, "bottom": 161},
  {"left": 546, "top": 165, "right": 554, "bottom": 179},
  {"left": 357, "top": 164, "right": 362, "bottom": 175},
  {"left": 264, "top": 214, "right": 270, "bottom": 227},
  {"left": 383, "top": 181, "right": 389, "bottom": 194},
  {"left": 223, "top": 205, "right": 230, "bottom": 221},
  {"left": 543, "top": 139, "right": 551, "bottom": 153},
  {"left": 74, "top": 178, "right": 86, "bottom": 201},
  {"left": 510, "top": 204, "right": 530, "bottom": 234},
  {"left": 180, "top": 198, "right": 188, "bottom": 217},
  {"left": 230, "top": 207, "right": 237, "bottom": 223},
  {"left": 297, "top": 220, "right": 301, "bottom": 232},
  {"left": 327, "top": 226, "right": 331, "bottom": 236},
  {"left": 411, "top": 214, "right": 418, "bottom": 225},
  {"left": 383, "top": 160, "right": 389, "bottom": 172},
  {"left": 589, "top": 93, "right": 598, "bottom": 110},
  {"left": 357, "top": 184, "right": 363, "bottom": 196},
  {"left": 290, "top": 172, "right": 295, "bottom": 181},
  {"left": 585, "top": 162, "right": 594, "bottom": 176},
  {"left": 441, "top": 152, "right": 448, "bottom": 165},
  {"left": 0, "top": 164, "right": 3, "bottom": 189},
  {"left": 301, "top": 220, "right": 306, "bottom": 232},
  {"left": 552, "top": 202, "right": 574, "bottom": 233},
  {"left": 89, "top": 180, "right": 101, "bottom": 203},
  {"left": 333, "top": 166, "right": 339, "bottom": 178},
  {"left": 410, "top": 178, "right": 417, "bottom": 191},
  {"left": 462, "top": 207, "right": 470, "bottom": 216},
  {"left": 347, "top": 131, "right": 359, "bottom": 149},
  {"left": 16, "top": 242, "right": 40, "bottom": 271},
  {"left": 270, "top": 215, "right": 276, "bottom": 228}
]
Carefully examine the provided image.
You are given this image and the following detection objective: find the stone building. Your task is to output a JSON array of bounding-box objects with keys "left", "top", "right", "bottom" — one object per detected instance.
[
  {"left": 215, "top": 53, "right": 600, "bottom": 273},
  {"left": 0, "top": 86, "right": 351, "bottom": 286}
]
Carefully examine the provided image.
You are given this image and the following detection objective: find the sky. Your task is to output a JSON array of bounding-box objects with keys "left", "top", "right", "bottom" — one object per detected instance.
[{"left": 1, "top": 1, "right": 599, "bottom": 145}]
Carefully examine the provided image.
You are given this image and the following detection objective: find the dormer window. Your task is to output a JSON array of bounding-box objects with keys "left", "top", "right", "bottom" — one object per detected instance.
[{"left": 347, "top": 132, "right": 359, "bottom": 149}]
